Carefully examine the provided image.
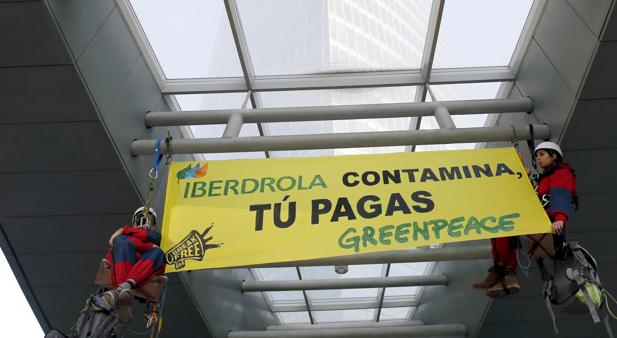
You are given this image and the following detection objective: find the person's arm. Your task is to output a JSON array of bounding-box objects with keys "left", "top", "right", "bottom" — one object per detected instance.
[
  {"left": 120, "top": 226, "right": 161, "bottom": 246},
  {"left": 548, "top": 167, "right": 576, "bottom": 234},
  {"left": 108, "top": 228, "right": 123, "bottom": 246}
]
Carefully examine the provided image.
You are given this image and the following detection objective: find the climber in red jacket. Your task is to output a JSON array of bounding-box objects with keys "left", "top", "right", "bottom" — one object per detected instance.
[
  {"left": 473, "top": 142, "right": 576, "bottom": 297},
  {"left": 103, "top": 207, "right": 165, "bottom": 322}
]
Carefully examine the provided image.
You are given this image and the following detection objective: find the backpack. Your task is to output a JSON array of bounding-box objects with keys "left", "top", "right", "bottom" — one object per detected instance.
[
  {"left": 45, "top": 289, "right": 119, "bottom": 338},
  {"left": 542, "top": 241, "right": 614, "bottom": 337}
]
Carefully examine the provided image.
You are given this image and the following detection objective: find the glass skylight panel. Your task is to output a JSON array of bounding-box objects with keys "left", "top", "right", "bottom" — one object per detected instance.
[
  {"left": 312, "top": 309, "right": 376, "bottom": 323},
  {"left": 177, "top": 93, "right": 265, "bottom": 160},
  {"left": 253, "top": 268, "right": 305, "bottom": 302},
  {"left": 417, "top": 82, "right": 503, "bottom": 151},
  {"left": 379, "top": 307, "right": 413, "bottom": 321},
  {"left": 433, "top": 0, "right": 534, "bottom": 68},
  {"left": 260, "top": 87, "right": 415, "bottom": 157},
  {"left": 302, "top": 264, "right": 383, "bottom": 302},
  {"left": 236, "top": 0, "right": 431, "bottom": 75},
  {"left": 276, "top": 311, "right": 312, "bottom": 324},
  {"left": 129, "top": 0, "right": 243, "bottom": 79}
]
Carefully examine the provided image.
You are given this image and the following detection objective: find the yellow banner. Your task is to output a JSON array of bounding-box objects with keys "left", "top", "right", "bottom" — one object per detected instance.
[{"left": 161, "top": 147, "right": 550, "bottom": 272}]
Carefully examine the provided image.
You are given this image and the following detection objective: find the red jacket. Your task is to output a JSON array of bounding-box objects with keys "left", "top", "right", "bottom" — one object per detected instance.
[{"left": 536, "top": 163, "right": 577, "bottom": 223}]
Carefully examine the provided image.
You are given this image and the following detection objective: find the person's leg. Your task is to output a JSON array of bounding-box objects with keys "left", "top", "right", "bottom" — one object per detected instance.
[
  {"left": 109, "top": 235, "right": 137, "bottom": 288},
  {"left": 486, "top": 237, "right": 520, "bottom": 297},
  {"left": 472, "top": 238, "right": 503, "bottom": 289},
  {"left": 126, "top": 246, "right": 165, "bottom": 288}
]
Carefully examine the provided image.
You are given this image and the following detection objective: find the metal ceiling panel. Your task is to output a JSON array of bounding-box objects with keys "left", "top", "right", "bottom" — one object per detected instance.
[
  {"left": 0, "top": 66, "right": 98, "bottom": 124},
  {"left": 1, "top": 215, "right": 127, "bottom": 254},
  {"left": 566, "top": 0, "right": 614, "bottom": 38},
  {"left": 0, "top": 122, "right": 121, "bottom": 174},
  {"left": 534, "top": 0, "right": 598, "bottom": 95},
  {"left": 77, "top": 8, "right": 141, "bottom": 113},
  {"left": 0, "top": 171, "right": 140, "bottom": 217},
  {"left": 47, "top": 0, "right": 116, "bottom": 59},
  {"left": 0, "top": 1, "right": 71, "bottom": 67}
]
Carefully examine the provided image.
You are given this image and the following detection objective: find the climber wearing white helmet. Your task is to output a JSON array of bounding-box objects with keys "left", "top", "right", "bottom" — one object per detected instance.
[
  {"left": 103, "top": 207, "right": 166, "bottom": 323},
  {"left": 474, "top": 141, "right": 577, "bottom": 298}
]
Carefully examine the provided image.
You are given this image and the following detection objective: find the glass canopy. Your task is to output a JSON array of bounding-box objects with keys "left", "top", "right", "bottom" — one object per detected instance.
[{"left": 123, "top": 0, "right": 539, "bottom": 327}]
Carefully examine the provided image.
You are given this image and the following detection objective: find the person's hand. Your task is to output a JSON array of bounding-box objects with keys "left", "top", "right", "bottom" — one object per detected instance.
[
  {"left": 108, "top": 228, "right": 123, "bottom": 246},
  {"left": 552, "top": 221, "right": 564, "bottom": 235}
]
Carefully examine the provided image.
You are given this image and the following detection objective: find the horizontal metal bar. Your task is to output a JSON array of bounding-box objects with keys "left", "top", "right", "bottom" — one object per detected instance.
[
  {"left": 267, "top": 320, "right": 424, "bottom": 331},
  {"left": 145, "top": 98, "right": 532, "bottom": 126},
  {"left": 131, "top": 124, "right": 548, "bottom": 155},
  {"left": 429, "top": 66, "right": 514, "bottom": 84},
  {"left": 252, "top": 245, "right": 491, "bottom": 269},
  {"left": 163, "top": 77, "right": 247, "bottom": 94},
  {"left": 228, "top": 323, "right": 467, "bottom": 338},
  {"left": 270, "top": 297, "right": 418, "bottom": 312},
  {"left": 241, "top": 275, "right": 447, "bottom": 292},
  {"left": 161, "top": 67, "right": 514, "bottom": 95}
]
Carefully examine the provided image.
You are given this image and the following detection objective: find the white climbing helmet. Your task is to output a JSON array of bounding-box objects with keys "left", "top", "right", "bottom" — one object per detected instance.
[
  {"left": 132, "top": 207, "right": 157, "bottom": 228},
  {"left": 535, "top": 141, "right": 563, "bottom": 158}
]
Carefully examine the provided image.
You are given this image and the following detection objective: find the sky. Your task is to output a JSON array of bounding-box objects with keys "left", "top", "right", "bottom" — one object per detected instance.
[
  {"left": 0, "top": 0, "right": 534, "bottom": 335},
  {"left": 0, "top": 247, "right": 44, "bottom": 337}
]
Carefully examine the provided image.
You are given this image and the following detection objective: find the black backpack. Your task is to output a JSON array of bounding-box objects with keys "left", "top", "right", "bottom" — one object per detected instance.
[{"left": 541, "top": 242, "right": 614, "bottom": 337}]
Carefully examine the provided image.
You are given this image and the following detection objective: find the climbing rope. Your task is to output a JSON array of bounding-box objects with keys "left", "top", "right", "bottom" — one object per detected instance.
[{"left": 605, "top": 290, "right": 617, "bottom": 320}]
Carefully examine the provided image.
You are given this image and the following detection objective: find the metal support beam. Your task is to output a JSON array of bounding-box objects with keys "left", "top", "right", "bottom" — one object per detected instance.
[
  {"left": 434, "top": 106, "right": 456, "bottom": 129},
  {"left": 144, "top": 98, "right": 532, "bottom": 127},
  {"left": 250, "top": 245, "right": 491, "bottom": 268},
  {"left": 241, "top": 275, "right": 447, "bottom": 292},
  {"left": 270, "top": 297, "right": 418, "bottom": 312},
  {"left": 160, "top": 67, "right": 515, "bottom": 95},
  {"left": 223, "top": 114, "right": 243, "bottom": 138},
  {"left": 267, "top": 320, "right": 424, "bottom": 331},
  {"left": 131, "top": 124, "right": 549, "bottom": 155},
  {"left": 228, "top": 323, "right": 467, "bottom": 338}
]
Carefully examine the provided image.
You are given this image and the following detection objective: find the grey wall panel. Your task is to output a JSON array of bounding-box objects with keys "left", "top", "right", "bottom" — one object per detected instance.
[
  {"left": 480, "top": 311, "right": 611, "bottom": 338},
  {"left": 516, "top": 40, "right": 576, "bottom": 142},
  {"left": 580, "top": 42, "right": 617, "bottom": 99},
  {"left": 561, "top": 99, "right": 617, "bottom": 150},
  {"left": 0, "top": 66, "right": 98, "bottom": 124},
  {"left": 47, "top": 0, "right": 115, "bottom": 59},
  {"left": 77, "top": 8, "right": 140, "bottom": 114},
  {"left": 569, "top": 230, "right": 617, "bottom": 263},
  {"left": 484, "top": 296, "right": 550, "bottom": 325},
  {"left": 0, "top": 214, "right": 127, "bottom": 254},
  {"left": 19, "top": 252, "right": 103, "bottom": 287},
  {"left": 534, "top": 0, "right": 597, "bottom": 96},
  {"left": 566, "top": 0, "right": 614, "bottom": 38},
  {"left": 0, "top": 122, "right": 121, "bottom": 174},
  {"left": 0, "top": 171, "right": 140, "bottom": 217},
  {"left": 569, "top": 193, "right": 617, "bottom": 232},
  {"left": 565, "top": 148, "right": 617, "bottom": 194},
  {"left": 34, "top": 285, "right": 96, "bottom": 316},
  {"left": 182, "top": 268, "right": 276, "bottom": 337},
  {"left": 0, "top": 1, "right": 72, "bottom": 67},
  {"left": 103, "top": 57, "right": 165, "bottom": 198}
]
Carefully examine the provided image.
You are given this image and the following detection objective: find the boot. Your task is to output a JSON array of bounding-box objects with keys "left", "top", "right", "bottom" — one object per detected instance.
[
  {"left": 472, "top": 266, "right": 500, "bottom": 289},
  {"left": 486, "top": 269, "right": 520, "bottom": 298},
  {"left": 116, "top": 288, "right": 134, "bottom": 324}
]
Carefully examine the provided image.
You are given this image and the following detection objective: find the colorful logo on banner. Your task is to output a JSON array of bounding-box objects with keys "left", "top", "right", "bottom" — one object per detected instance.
[
  {"left": 161, "top": 148, "right": 551, "bottom": 272},
  {"left": 164, "top": 224, "right": 222, "bottom": 269}
]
